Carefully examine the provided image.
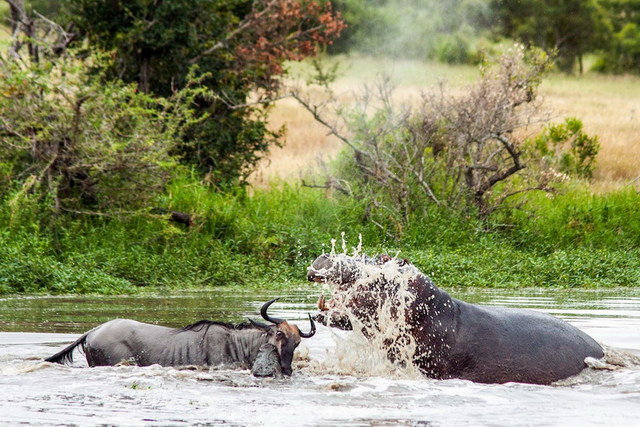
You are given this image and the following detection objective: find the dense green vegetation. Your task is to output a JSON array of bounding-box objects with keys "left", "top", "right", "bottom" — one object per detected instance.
[{"left": 1, "top": 176, "right": 639, "bottom": 294}]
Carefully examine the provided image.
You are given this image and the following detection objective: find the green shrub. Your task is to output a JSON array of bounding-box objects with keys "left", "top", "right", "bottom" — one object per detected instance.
[
  {"left": 0, "top": 54, "right": 205, "bottom": 220},
  {"left": 0, "top": 231, "right": 130, "bottom": 294},
  {"left": 528, "top": 117, "right": 600, "bottom": 179},
  {"left": 495, "top": 185, "right": 640, "bottom": 250},
  {"left": 433, "top": 34, "right": 473, "bottom": 64}
]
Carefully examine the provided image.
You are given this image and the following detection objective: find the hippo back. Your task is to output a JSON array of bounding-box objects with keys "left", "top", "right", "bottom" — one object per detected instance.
[{"left": 445, "top": 301, "right": 604, "bottom": 384}]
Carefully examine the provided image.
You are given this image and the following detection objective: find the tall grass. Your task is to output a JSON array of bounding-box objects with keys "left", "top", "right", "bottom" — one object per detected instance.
[
  {"left": 1, "top": 172, "right": 638, "bottom": 294},
  {"left": 0, "top": 175, "right": 363, "bottom": 294}
]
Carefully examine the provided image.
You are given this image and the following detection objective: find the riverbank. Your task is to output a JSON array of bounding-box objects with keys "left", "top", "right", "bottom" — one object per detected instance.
[{"left": 1, "top": 180, "right": 639, "bottom": 295}]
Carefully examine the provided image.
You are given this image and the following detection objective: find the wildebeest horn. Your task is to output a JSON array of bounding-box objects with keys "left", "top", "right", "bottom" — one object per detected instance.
[
  {"left": 299, "top": 314, "right": 316, "bottom": 339},
  {"left": 261, "top": 298, "right": 285, "bottom": 324}
]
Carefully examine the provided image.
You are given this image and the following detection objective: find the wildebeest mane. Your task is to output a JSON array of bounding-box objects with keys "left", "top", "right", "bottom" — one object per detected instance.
[{"left": 178, "top": 319, "right": 263, "bottom": 333}]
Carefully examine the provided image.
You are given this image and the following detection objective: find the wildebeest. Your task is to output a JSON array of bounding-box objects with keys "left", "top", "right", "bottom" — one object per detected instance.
[
  {"left": 308, "top": 253, "right": 604, "bottom": 385},
  {"left": 45, "top": 298, "right": 315, "bottom": 376}
]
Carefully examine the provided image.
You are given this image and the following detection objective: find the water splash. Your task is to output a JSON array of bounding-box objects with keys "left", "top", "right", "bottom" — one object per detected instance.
[
  {"left": 311, "top": 245, "right": 424, "bottom": 379},
  {"left": 586, "top": 345, "right": 640, "bottom": 371},
  {"left": 328, "top": 232, "right": 363, "bottom": 257},
  {"left": 553, "top": 345, "right": 640, "bottom": 387}
]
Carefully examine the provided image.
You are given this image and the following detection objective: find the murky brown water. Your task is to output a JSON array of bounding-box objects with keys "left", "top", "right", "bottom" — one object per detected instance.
[{"left": 1, "top": 287, "right": 639, "bottom": 426}]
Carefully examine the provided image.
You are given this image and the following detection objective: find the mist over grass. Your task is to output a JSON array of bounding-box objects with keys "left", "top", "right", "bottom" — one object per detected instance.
[{"left": 331, "top": 0, "right": 494, "bottom": 64}]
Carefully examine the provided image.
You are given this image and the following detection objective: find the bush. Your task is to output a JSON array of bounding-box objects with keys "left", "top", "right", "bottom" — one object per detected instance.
[
  {"left": 0, "top": 54, "right": 205, "bottom": 220},
  {"left": 298, "top": 47, "right": 555, "bottom": 234},
  {"left": 528, "top": 117, "right": 600, "bottom": 179},
  {"left": 433, "top": 33, "right": 473, "bottom": 64},
  {"left": 0, "top": 231, "right": 131, "bottom": 294}
]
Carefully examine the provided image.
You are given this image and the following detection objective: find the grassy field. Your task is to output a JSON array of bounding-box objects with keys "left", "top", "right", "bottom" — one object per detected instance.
[{"left": 250, "top": 55, "right": 640, "bottom": 189}]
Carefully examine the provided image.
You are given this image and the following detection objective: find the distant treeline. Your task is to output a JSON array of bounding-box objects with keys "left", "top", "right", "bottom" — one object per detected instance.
[{"left": 329, "top": 0, "right": 640, "bottom": 73}]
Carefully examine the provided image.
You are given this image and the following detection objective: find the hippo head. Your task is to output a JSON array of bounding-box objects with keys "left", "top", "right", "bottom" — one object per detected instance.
[
  {"left": 307, "top": 253, "right": 420, "bottom": 331},
  {"left": 307, "top": 253, "right": 372, "bottom": 285}
]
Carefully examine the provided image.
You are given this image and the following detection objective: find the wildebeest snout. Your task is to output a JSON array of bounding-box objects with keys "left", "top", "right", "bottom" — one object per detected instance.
[{"left": 251, "top": 343, "right": 282, "bottom": 378}]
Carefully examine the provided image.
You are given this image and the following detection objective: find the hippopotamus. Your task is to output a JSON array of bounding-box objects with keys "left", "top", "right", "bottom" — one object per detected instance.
[
  {"left": 251, "top": 343, "right": 283, "bottom": 377},
  {"left": 308, "top": 253, "right": 604, "bottom": 385}
]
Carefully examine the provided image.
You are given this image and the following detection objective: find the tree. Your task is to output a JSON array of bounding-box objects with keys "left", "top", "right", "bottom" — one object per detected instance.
[
  {"left": 491, "top": 0, "right": 609, "bottom": 73},
  {"left": 329, "top": 0, "right": 493, "bottom": 63},
  {"left": 296, "top": 47, "right": 560, "bottom": 233},
  {"left": 62, "top": 0, "right": 345, "bottom": 185},
  {"left": 595, "top": 0, "right": 640, "bottom": 72}
]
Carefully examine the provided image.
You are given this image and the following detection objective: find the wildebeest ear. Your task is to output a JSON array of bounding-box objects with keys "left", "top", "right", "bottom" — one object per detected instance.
[{"left": 248, "top": 318, "right": 270, "bottom": 330}]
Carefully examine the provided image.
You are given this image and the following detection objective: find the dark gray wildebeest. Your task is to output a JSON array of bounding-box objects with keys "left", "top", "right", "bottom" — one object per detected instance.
[
  {"left": 308, "top": 253, "right": 604, "bottom": 385},
  {"left": 45, "top": 298, "right": 315, "bottom": 376}
]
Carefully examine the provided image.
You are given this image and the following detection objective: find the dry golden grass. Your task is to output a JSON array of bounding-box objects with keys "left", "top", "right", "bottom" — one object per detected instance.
[
  {"left": 250, "top": 96, "right": 342, "bottom": 186},
  {"left": 540, "top": 74, "right": 640, "bottom": 184},
  {"left": 249, "top": 56, "right": 640, "bottom": 190}
]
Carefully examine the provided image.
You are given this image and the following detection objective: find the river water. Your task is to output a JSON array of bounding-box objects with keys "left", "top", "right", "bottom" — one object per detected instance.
[{"left": 1, "top": 287, "right": 639, "bottom": 426}]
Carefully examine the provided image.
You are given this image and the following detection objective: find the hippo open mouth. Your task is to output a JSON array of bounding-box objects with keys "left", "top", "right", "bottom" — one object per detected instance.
[
  {"left": 307, "top": 253, "right": 394, "bottom": 331},
  {"left": 307, "top": 253, "right": 364, "bottom": 330},
  {"left": 314, "top": 294, "right": 353, "bottom": 330}
]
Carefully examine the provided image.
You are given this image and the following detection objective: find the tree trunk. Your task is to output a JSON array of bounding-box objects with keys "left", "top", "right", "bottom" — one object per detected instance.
[
  {"left": 139, "top": 51, "right": 151, "bottom": 93},
  {"left": 7, "top": 0, "right": 35, "bottom": 61},
  {"left": 578, "top": 54, "right": 584, "bottom": 75}
]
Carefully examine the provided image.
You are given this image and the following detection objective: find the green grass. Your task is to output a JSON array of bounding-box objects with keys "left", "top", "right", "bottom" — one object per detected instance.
[{"left": 1, "top": 175, "right": 639, "bottom": 295}]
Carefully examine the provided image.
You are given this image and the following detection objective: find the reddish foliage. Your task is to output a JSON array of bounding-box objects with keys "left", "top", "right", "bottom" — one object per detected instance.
[{"left": 233, "top": 0, "right": 346, "bottom": 92}]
